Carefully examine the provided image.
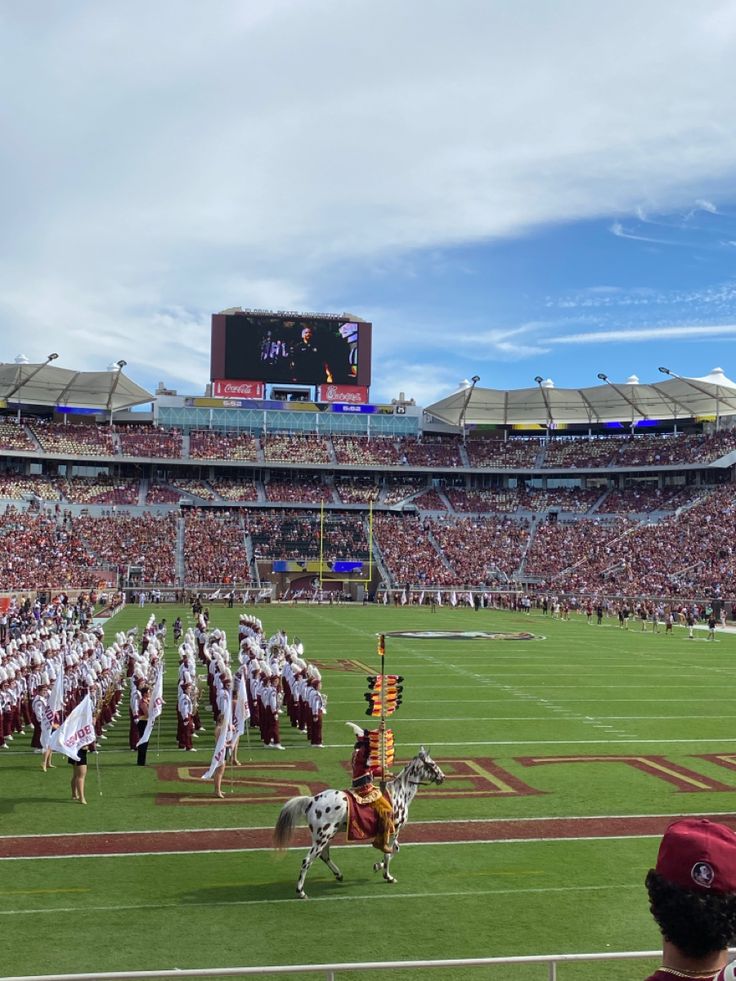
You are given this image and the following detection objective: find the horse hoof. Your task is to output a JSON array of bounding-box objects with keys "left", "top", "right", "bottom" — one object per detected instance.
[
  {"left": 385, "top": 875, "right": 396, "bottom": 884},
  {"left": 297, "top": 891, "right": 307, "bottom": 900},
  {"left": 336, "top": 874, "right": 343, "bottom": 882},
  {"left": 373, "top": 862, "right": 383, "bottom": 873}
]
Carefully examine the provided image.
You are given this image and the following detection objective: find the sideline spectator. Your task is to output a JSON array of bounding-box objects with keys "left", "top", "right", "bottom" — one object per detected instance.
[{"left": 643, "top": 819, "right": 736, "bottom": 981}]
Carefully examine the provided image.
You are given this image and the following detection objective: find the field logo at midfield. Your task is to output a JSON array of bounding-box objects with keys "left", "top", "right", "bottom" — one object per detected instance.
[{"left": 385, "top": 630, "right": 541, "bottom": 641}]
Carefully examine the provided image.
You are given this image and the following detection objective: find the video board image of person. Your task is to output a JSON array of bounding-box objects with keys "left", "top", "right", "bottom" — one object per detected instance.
[{"left": 225, "top": 315, "right": 357, "bottom": 385}]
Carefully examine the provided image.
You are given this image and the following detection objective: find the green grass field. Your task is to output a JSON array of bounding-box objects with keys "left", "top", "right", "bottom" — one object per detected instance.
[{"left": 4, "top": 603, "right": 735, "bottom": 980}]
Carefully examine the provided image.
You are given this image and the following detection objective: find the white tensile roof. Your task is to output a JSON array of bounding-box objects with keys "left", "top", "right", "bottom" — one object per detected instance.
[
  {"left": 0, "top": 362, "right": 154, "bottom": 411},
  {"left": 425, "top": 368, "right": 736, "bottom": 428}
]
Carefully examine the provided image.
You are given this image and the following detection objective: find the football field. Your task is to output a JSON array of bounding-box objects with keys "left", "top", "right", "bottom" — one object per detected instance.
[{"left": 3, "top": 603, "right": 735, "bottom": 980}]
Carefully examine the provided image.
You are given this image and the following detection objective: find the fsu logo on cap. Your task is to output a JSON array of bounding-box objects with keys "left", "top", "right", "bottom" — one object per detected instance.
[{"left": 691, "top": 861, "right": 715, "bottom": 888}]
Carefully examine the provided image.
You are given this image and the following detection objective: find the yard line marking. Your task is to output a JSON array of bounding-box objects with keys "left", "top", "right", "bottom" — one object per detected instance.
[
  {"left": 5, "top": 887, "right": 89, "bottom": 895},
  {"left": 0, "top": 881, "right": 643, "bottom": 912}
]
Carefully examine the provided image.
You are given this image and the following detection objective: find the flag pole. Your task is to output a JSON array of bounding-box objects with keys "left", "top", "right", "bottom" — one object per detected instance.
[{"left": 378, "top": 632, "right": 386, "bottom": 793}]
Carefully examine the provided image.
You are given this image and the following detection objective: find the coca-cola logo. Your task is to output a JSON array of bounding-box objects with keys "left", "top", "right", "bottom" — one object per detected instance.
[{"left": 213, "top": 380, "right": 263, "bottom": 398}]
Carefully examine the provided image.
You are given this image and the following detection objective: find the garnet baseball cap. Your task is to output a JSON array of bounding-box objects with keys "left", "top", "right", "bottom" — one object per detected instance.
[{"left": 656, "top": 818, "right": 736, "bottom": 892}]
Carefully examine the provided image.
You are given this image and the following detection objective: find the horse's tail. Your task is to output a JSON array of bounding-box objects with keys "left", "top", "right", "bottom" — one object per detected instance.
[{"left": 273, "top": 796, "right": 311, "bottom": 850}]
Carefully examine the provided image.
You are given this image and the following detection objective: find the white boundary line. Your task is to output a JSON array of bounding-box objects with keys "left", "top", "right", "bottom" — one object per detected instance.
[{"left": 4, "top": 808, "right": 736, "bottom": 841}]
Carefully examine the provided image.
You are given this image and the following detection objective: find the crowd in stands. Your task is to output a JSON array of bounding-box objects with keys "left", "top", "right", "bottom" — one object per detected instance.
[
  {"left": 466, "top": 438, "right": 542, "bottom": 469},
  {"left": 596, "top": 485, "right": 703, "bottom": 514},
  {"left": 117, "top": 426, "right": 182, "bottom": 459},
  {"left": 332, "top": 436, "right": 402, "bottom": 466},
  {"left": 0, "top": 421, "right": 35, "bottom": 452},
  {"left": 334, "top": 477, "right": 380, "bottom": 504},
  {"left": 381, "top": 476, "right": 426, "bottom": 505},
  {"left": 262, "top": 435, "right": 332, "bottom": 464},
  {"left": 399, "top": 436, "right": 463, "bottom": 468},
  {"left": 183, "top": 510, "right": 252, "bottom": 584},
  {"left": 264, "top": 475, "right": 332, "bottom": 503},
  {"left": 429, "top": 515, "right": 530, "bottom": 583},
  {"left": 145, "top": 483, "right": 183, "bottom": 505},
  {"left": 524, "top": 487, "right": 601, "bottom": 513},
  {"left": 446, "top": 487, "right": 521, "bottom": 513},
  {"left": 0, "top": 473, "right": 63, "bottom": 501},
  {"left": 520, "top": 487, "right": 736, "bottom": 597},
  {"left": 207, "top": 476, "right": 259, "bottom": 502},
  {"left": 64, "top": 476, "right": 139, "bottom": 506},
  {"left": 540, "top": 430, "right": 736, "bottom": 469},
  {"left": 0, "top": 507, "right": 98, "bottom": 588},
  {"left": 31, "top": 421, "right": 116, "bottom": 457},
  {"left": 188, "top": 430, "right": 258, "bottom": 462},
  {"left": 524, "top": 517, "right": 634, "bottom": 587},
  {"left": 245, "top": 509, "right": 369, "bottom": 560},
  {"left": 4, "top": 420, "right": 736, "bottom": 475},
  {"left": 76, "top": 511, "right": 177, "bottom": 584},
  {"left": 412, "top": 489, "right": 448, "bottom": 511},
  {"left": 373, "top": 513, "right": 451, "bottom": 584},
  {"left": 169, "top": 479, "right": 218, "bottom": 502}
]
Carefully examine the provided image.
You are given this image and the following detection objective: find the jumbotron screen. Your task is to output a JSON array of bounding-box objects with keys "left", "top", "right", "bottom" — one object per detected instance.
[{"left": 211, "top": 311, "right": 372, "bottom": 387}]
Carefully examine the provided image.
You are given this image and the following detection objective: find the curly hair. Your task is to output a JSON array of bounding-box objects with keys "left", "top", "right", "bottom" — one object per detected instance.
[{"left": 646, "top": 869, "right": 736, "bottom": 958}]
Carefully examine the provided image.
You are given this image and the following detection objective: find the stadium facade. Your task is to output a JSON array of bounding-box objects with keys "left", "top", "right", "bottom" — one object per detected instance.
[{"left": 0, "top": 315, "right": 735, "bottom": 609}]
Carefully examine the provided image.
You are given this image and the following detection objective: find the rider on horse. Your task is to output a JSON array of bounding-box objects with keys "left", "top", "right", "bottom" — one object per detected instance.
[{"left": 347, "top": 722, "right": 396, "bottom": 854}]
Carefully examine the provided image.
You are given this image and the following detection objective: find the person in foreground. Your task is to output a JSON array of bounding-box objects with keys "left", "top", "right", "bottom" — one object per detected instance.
[{"left": 644, "top": 818, "right": 736, "bottom": 980}]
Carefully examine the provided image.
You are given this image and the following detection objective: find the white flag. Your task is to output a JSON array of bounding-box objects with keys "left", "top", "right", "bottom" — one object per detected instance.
[
  {"left": 451, "top": 590, "right": 458, "bottom": 607},
  {"left": 243, "top": 590, "right": 250, "bottom": 605},
  {"left": 48, "top": 694, "right": 94, "bottom": 762},
  {"left": 40, "top": 700, "right": 56, "bottom": 749},
  {"left": 234, "top": 675, "right": 250, "bottom": 736},
  {"left": 383, "top": 591, "right": 388, "bottom": 605},
  {"left": 136, "top": 667, "right": 164, "bottom": 748},
  {"left": 49, "top": 664, "right": 65, "bottom": 715},
  {"left": 437, "top": 591, "right": 443, "bottom": 607},
  {"left": 418, "top": 591, "right": 425, "bottom": 606},
  {"left": 467, "top": 591, "right": 474, "bottom": 607},
  {"left": 202, "top": 691, "right": 232, "bottom": 780},
  {"left": 401, "top": 589, "right": 407, "bottom": 606}
]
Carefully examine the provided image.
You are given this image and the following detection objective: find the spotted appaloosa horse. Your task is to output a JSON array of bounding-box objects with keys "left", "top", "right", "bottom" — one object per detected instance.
[{"left": 273, "top": 747, "right": 445, "bottom": 899}]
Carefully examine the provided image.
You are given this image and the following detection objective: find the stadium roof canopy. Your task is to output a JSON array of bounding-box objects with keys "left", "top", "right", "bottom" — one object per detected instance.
[
  {"left": 0, "top": 361, "right": 154, "bottom": 411},
  {"left": 425, "top": 368, "right": 736, "bottom": 428}
]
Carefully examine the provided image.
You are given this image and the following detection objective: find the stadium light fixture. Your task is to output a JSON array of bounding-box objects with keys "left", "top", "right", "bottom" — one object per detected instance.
[
  {"left": 597, "top": 371, "right": 649, "bottom": 428},
  {"left": 657, "top": 365, "right": 732, "bottom": 432},
  {"left": 535, "top": 376, "right": 553, "bottom": 431},
  {"left": 460, "top": 375, "right": 480, "bottom": 444},
  {"left": 106, "top": 360, "right": 128, "bottom": 421},
  {"left": 4, "top": 351, "right": 60, "bottom": 402}
]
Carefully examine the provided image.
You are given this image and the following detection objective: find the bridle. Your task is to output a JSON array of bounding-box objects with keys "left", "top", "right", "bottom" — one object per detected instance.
[{"left": 406, "top": 756, "right": 444, "bottom": 787}]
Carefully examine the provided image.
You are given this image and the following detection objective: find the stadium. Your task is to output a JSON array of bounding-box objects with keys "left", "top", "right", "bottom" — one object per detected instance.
[{"left": 3, "top": 310, "right": 736, "bottom": 981}]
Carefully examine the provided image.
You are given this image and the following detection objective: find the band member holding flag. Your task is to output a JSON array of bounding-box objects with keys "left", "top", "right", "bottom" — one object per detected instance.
[
  {"left": 202, "top": 687, "right": 233, "bottom": 798},
  {"left": 48, "top": 693, "right": 95, "bottom": 805},
  {"left": 135, "top": 665, "right": 164, "bottom": 767},
  {"left": 232, "top": 670, "right": 250, "bottom": 767}
]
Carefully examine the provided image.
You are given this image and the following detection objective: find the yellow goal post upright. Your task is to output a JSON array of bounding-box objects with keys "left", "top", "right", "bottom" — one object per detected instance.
[{"left": 318, "top": 499, "right": 374, "bottom": 585}]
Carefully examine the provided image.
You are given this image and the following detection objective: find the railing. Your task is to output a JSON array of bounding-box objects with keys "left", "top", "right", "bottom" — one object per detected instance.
[{"left": 0, "top": 950, "right": 670, "bottom": 981}]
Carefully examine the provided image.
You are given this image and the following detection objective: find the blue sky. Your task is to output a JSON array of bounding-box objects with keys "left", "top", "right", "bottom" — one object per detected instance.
[{"left": 3, "top": 1, "right": 736, "bottom": 407}]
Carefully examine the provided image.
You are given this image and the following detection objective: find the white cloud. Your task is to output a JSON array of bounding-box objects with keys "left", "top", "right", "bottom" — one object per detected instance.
[
  {"left": 3, "top": 1, "right": 736, "bottom": 393},
  {"left": 551, "top": 324, "right": 736, "bottom": 345}
]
